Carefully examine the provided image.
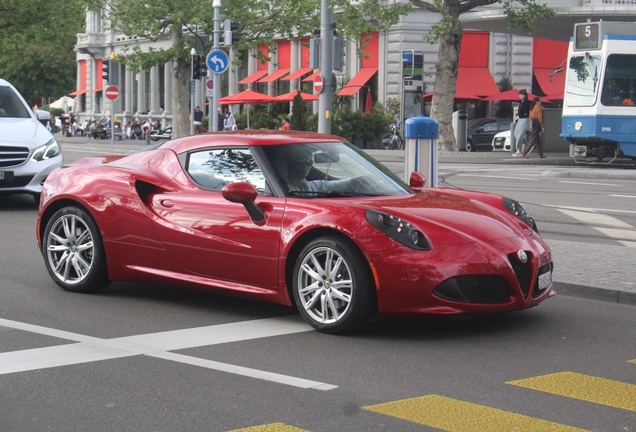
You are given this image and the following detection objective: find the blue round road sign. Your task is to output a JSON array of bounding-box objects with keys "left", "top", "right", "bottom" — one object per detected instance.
[{"left": 206, "top": 50, "right": 229, "bottom": 74}]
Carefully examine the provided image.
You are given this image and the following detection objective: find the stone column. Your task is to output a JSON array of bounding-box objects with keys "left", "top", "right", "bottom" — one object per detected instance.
[
  {"left": 136, "top": 71, "right": 146, "bottom": 115},
  {"left": 149, "top": 65, "right": 160, "bottom": 115},
  {"left": 163, "top": 61, "right": 173, "bottom": 116},
  {"left": 290, "top": 38, "right": 300, "bottom": 93}
]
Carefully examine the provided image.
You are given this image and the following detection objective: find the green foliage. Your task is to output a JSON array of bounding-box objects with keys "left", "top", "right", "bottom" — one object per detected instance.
[
  {"left": 331, "top": 104, "right": 392, "bottom": 147},
  {"left": 494, "top": 76, "right": 513, "bottom": 118},
  {"left": 290, "top": 91, "right": 307, "bottom": 131},
  {"left": 247, "top": 105, "right": 279, "bottom": 130},
  {"left": 384, "top": 98, "right": 401, "bottom": 118},
  {"left": 0, "top": 0, "right": 85, "bottom": 101}
]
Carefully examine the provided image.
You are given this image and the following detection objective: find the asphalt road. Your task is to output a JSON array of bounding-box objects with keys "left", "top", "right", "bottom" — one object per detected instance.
[{"left": 1, "top": 141, "right": 635, "bottom": 431}]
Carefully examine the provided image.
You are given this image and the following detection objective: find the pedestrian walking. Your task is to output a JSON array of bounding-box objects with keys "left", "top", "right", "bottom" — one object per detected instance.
[
  {"left": 512, "top": 89, "right": 531, "bottom": 157},
  {"left": 523, "top": 97, "right": 546, "bottom": 158},
  {"left": 193, "top": 106, "right": 204, "bottom": 134}
]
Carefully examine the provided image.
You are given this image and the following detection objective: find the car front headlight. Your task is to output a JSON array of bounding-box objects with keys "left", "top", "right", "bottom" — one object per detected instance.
[
  {"left": 30, "top": 138, "right": 60, "bottom": 162},
  {"left": 502, "top": 197, "right": 538, "bottom": 233},
  {"left": 366, "top": 209, "right": 431, "bottom": 250}
]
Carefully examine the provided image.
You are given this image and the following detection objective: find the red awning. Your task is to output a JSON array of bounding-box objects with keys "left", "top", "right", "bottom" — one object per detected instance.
[
  {"left": 92, "top": 87, "right": 103, "bottom": 93},
  {"left": 237, "top": 70, "right": 269, "bottom": 85},
  {"left": 534, "top": 68, "right": 566, "bottom": 96},
  {"left": 337, "top": 68, "right": 378, "bottom": 96},
  {"left": 456, "top": 67, "right": 499, "bottom": 97},
  {"left": 282, "top": 67, "right": 314, "bottom": 81},
  {"left": 258, "top": 68, "right": 290, "bottom": 83},
  {"left": 302, "top": 71, "right": 320, "bottom": 82},
  {"left": 68, "top": 89, "right": 87, "bottom": 96}
]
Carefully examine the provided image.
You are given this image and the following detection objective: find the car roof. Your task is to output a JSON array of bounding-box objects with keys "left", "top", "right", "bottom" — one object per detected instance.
[{"left": 160, "top": 130, "right": 348, "bottom": 154}]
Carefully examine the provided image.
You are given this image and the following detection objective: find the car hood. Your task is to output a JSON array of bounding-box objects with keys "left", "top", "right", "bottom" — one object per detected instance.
[
  {"left": 0, "top": 117, "right": 52, "bottom": 148},
  {"left": 357, "top": 190, "right": 529, "bottom": 245}
]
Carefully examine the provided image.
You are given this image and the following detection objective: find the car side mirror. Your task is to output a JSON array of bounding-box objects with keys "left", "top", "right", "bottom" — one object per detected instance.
[
  {"left": 36, "top": 109, "right": 51, "bottom": 127},
  {"left": 221, "top": 182, "right": 265, "bottom": 223},
  {"left": 409, "top": 172, "right": 426, "bottom": 190}
]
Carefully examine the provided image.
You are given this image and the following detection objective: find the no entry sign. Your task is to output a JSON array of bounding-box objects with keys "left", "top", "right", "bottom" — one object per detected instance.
[
  {"left": 105, "top": 85, "right": 120, "bottom": 101},
  {"left": 314, "top": 74, "right": 324, "bottom": 94}
]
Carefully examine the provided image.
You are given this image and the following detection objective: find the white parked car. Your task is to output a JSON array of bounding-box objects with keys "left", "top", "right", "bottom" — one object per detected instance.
[
  {"left": 0, "top": 78, "right": 63, "bottom": 203},
  {"left": 492, "top": 130, "right": 511, "bottom": 152}
]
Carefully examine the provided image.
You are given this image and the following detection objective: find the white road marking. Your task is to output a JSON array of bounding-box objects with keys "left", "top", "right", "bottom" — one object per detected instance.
[
  {"left": 455, "top": 174, "right": 537, "bottom": 181},
  {"left": 557, "top": 208, "right": 636, "bottom": 247},
  {"left": 0, "top": 316, "right": 337, "bottom": 390},
  {"left": 546, "top": 204, "right": 636, "bottom": 215},
  {"left": 557, "top": 209, "right": 632, "bottom": 228},
  {"left": 610, "top": 194, "right": 636, "bottom": 199},
  {"left": 558, "top": 180, "right": 622, "bottom": 187}
]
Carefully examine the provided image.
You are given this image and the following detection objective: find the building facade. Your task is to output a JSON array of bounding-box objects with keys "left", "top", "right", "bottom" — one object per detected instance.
[{"left": 69, "top": 1, "right": 635, "bottom": 126}]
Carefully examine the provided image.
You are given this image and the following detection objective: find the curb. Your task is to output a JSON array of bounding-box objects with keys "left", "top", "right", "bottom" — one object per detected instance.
[{"left": 553, "top": 282, "right": 636, "bottom": 306}]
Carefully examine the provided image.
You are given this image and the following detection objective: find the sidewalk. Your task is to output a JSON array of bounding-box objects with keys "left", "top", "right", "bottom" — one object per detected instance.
[{"left": 57, "top": 135, "right": 636, "bottom": 306}]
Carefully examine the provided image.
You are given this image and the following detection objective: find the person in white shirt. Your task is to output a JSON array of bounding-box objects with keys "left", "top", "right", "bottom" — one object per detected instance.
[{"left": 223, "top": 108, "right": 236, "bottom": 131}]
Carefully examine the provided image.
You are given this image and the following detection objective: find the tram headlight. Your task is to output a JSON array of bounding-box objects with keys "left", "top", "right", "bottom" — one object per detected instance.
[{"left": 574, "top": 121, "right": 583, "bottom": 132}]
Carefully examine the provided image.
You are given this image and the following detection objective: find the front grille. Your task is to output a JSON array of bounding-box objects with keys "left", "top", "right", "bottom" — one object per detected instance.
[
  {"left": 508, "top": 251, "right": 532, "bottom": 298},
  {"left": 0, "top": 146, "right": 29, "bottom": 168},
  {"left": 434, "top": 275, "right": 511, "bottom": 304},
  {"left": 0, "top": 175, "right": 33, "bottom": 188}
]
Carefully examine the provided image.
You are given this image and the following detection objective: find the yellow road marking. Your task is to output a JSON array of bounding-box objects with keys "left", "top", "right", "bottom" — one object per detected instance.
[
  {"left": 365, "top": 394, "right": 587, "bottom": 431},
  {"left": 508, "top": 371, "right": 636, "bottom": 412},
  {"left": 227, "top": 423, "right": 309, "bottom": 432},
  {"left": 629, "top": 359, "right": 636, "bottom": 364}
]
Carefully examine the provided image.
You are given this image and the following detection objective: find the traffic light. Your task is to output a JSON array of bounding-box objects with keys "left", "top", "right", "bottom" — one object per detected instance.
[
  {"left": 102, "top": 59, "right": 111, "bottom": 83},
  {"left": 192, "top": 55, "right": 202, "bottom": 80},
  {"left": 223, "top": 20, "right": 241, "bottom": 46},
  {"left": 332, "top": 36, "right": 344, "bottom": 72}
]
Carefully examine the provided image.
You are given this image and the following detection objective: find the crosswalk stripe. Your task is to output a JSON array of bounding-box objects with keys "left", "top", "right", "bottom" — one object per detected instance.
[
  {"left": 227, "top": 423, "right": 309, "bottom": 432},
  {"left": 364, "top": 395, "right": 587, "bottom": 431},
  {"left": 557, "top": 208, "right": 636, "bottom": 245},
  {"left": 508, "top": 372, "right": 636, "bottom": 412}
]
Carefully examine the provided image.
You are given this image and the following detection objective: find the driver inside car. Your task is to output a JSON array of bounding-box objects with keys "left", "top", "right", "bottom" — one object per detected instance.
[{"left": 283, "top": 146, "right": 367, "bottom": 194}]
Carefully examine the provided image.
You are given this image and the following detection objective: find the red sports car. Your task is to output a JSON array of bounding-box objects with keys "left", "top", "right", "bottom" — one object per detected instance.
[{"left": 36, "top": 131, "right": 554, "bottom": 334}]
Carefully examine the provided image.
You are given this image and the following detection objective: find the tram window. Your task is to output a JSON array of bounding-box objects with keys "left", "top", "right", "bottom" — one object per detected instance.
[
  {"left": 566, "top": 55, "right": 602, "bottom": 106},
  {"left": 601, "top": 54, "right": 636, "bottom": 107}
]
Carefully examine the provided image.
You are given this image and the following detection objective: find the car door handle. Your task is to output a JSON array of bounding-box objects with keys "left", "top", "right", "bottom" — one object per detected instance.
[{"left": 160, "top": 199, "right": 175, "bottom": 208}]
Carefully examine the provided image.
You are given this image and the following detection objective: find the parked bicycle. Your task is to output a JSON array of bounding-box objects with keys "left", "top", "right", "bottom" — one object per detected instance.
[{"left": 381, "top": 116, "right": 404, "bottom": 150}]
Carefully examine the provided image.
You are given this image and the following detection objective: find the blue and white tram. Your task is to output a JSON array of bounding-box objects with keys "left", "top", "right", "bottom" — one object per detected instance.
[{"left": 561, "top": 21, "right": 636, "bottom": 162}]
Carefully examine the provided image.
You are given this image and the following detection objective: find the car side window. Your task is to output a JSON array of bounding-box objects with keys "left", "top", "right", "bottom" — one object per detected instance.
[
  {"left": 481, "top": 121, "right": 497, "bottom": 132},
  {"left": 187, "top": 148, "right": 268, "bottom": 194},
  {"left": 0, "top": 86, "right": 31, "bottom": 118}
]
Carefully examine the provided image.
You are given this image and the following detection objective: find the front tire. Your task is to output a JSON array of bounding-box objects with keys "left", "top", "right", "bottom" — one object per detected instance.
[
  {"left": 292, "top": 236, "right": 375, "bottom": 334},
  {"left": 42, "top": 206, "right": 110, "bottom": 293}
]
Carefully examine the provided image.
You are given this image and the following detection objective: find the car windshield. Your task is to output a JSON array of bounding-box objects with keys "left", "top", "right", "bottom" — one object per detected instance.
[
  {"left": 0, "top": 86, "right": 31, "bottom": 118},
  {"left": 262, "top": 141, "right": 411, "bottom": 198}
]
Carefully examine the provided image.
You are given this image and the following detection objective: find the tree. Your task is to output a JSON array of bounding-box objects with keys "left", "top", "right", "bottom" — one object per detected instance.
[
  {"left": 290, "top": 92, "right": 307, "bottom": 131},
  {"left": 413, "top": 0, "right": 555, "bottom": 151},
  {"left": 0, "top": 0, "right": 85, "bottom": 102},
  {"left": 90, "top": 0, "right": 411, "bottom": 138}
]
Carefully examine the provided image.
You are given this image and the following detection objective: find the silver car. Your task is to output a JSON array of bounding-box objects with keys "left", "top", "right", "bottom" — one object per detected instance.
[{"left": 0, "top": 78, "right": 63, "bottom": 203}]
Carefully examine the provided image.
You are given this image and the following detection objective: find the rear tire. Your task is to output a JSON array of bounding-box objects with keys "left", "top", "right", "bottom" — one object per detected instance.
[
  {"left": 42, "top": 206, "right": 110, "bottom": 293},
  {"left": 292, "top": 236, "right": 375, "bottom": 334}
]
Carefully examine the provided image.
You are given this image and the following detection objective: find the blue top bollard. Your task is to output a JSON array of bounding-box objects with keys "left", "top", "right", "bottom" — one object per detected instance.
[{"left": 404, "top": 115, "right": 438, "bottom": 139}]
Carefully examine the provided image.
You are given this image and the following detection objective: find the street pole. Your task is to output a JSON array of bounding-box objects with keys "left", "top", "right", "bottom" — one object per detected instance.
[
  {"left": 190, "top": 48, "right": 196, "bottom": 135},
  {"left": 318, "top": 0, "right": 334, "bottom": 134},
  {"left": 110, "top": 52, "right": 115, "bottom": 146},
  {"left": 211, "top": 0, "right": 221, "bottom": 132}
]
